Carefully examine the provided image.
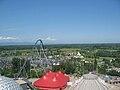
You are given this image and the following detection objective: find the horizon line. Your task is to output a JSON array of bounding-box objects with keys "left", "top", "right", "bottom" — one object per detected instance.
[{"left": 0, "top": 42, "right": 120, "bottom": 46}]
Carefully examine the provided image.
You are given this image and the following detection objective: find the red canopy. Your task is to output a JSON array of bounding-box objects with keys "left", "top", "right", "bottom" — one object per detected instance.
[
  {"left": 33, "top": 70, "right": 69, "bottom": 89},
  {"left": 34, "top": 75, "right": 65, "bottom": 88},
  {"left": 46, "top": 71, "right": 56, "bottom": 78},
  {"left": 57, "top": 71, "right": 69, "bottom": 82}
]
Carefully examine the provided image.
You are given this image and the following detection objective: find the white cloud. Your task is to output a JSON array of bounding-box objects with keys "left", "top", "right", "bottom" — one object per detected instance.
[
  {"left": 45, "top": 37, "right": 56, "bottom": 41},
  {"left": 40, "top": 37, "right": 57, "bottom": 41},
  {"left": 0, "top": 36, "right": 20, "bottom": 41}
]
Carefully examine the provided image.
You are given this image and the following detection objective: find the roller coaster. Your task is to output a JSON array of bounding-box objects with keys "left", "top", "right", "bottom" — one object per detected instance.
[{"left": 17, "top": 39, "right": 53, "bottom": 78}]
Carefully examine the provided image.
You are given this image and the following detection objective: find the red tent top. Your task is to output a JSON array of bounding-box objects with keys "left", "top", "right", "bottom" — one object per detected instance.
[
  {"left": 56, "top": 71, "right": 69, "bottom": 82},
  {"left": 46, "top": 71, "right": 56, "bottom": 78},
  {"left": 34, "top": 75, "right": 66, "bottom": 88},
  {"left": 33, "top": 70, "right": 69, "bottom": 89}
]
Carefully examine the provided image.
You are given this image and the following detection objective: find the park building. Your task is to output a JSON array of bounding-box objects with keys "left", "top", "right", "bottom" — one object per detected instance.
[
  {"left": 0, "top": 76, "right": 23, "bottom": 90},
  {"left": 73, "top": 51, "right": 84, "bottom": 59},
  {"left": 68, "top": 73, "right": 120, "bottom": 90}
]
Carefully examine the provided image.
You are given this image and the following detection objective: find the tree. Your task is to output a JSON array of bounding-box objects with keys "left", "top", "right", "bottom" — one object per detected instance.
[
  {"left": 65, "top": 61, "right": 75, "bottom": 74},
  {"left": 112, "top": 59, "right": 120, "bottom": 68},
  {"left": 12, "top": 58, "right": 20, "bottom": 74},
  {"left": 12, "top": 58, "right": 30, "bottom": 78},
  {"left": 52, "top": 65, "right": 61, "bottom": 72},
  {"left": 107, "top": 70, "right": 120, "bottom": 77},
  {"left": 94, "top": 58, "right": 97, "bottom": 71},
  {"left": 98, "top": 65, "right": 107, "bottom": 74}
]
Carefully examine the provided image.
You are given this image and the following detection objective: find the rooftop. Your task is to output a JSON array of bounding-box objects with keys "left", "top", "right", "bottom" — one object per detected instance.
[
  {"left": 69, "top": 73, "right": 120, "bottom": 90},
  {"left": 0, "top": 76, "right": 23, "bottom": 90}
]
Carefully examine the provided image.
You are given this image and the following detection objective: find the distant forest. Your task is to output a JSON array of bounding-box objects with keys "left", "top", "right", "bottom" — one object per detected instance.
[{"left": 0, "top": 43, "right": 120, "bottom": 50}]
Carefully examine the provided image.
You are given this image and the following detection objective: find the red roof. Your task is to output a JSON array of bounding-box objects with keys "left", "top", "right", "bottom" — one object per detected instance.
[
  {"left": 57, "top": 71, "right": 69, "bottom": 82},
  {"left": 46, "top": 71, "right": 56, "bottom": 78},
  {"left": 33, "top": 70, "right": 69, "bottom": 89}
]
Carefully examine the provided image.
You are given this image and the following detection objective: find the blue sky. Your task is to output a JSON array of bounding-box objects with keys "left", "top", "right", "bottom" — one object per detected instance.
[{"left": 0, "top": 0, "right": 120, "bottom": 44}]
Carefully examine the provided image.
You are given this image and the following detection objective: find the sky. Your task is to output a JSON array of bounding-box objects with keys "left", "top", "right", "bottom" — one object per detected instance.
[{"left": 0, "top": 0, "right": 120, "bottom": 44}]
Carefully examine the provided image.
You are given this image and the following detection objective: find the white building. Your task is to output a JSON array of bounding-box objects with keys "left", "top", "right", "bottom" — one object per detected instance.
[{"left": 73, "top": 51, "right": 84, "bottom": 59}]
